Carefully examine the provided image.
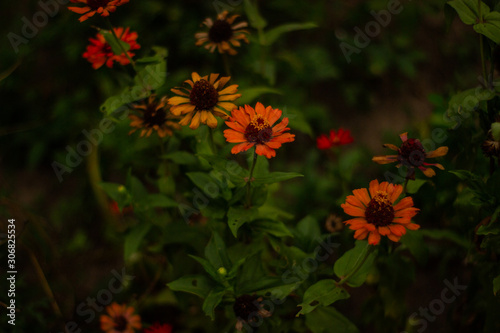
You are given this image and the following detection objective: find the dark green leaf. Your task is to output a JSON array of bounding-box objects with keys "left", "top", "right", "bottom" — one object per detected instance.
[
  {"left": 419, "top": 229, "right": 469, "bottom": 248},
  {"left": 202, "top": 287, "right": 226, "bottom": 320},
  {"left": 252, "top": 172, "right": 303, "bottom": 186},
  {"left": 167, "top": 275, "right": 213, "bottom": 298},
  {"left": 244, "top": 0, "right": 267, "bottom": 29},
  {"left": 333, "top": 241, "right": 377, "bottom": 287},
  {"left": 99, "top": 182, "right": 130, "bottom": 209},
  {"left": 493, "top": 275, "right": 500, "bottom": 295},
  {"left": 205, "top": 231, "right": 232, "bottom": 271},
  {"left": 297, "top": 280, "right": 350, "bottom": 315},
  {"left": 162, "top": 151, "right": 198, "bottom": 165},
  {"left": 136, "top": 193, "right": 178, "bottom": 210},
  {"left": 227, "top": 206, "right": 259, "bottom": 237},
  {"left": 237, "top": 87, "right": 282, "bottom": 105},
  {"left": 101, "top": 29, "right": 131, "bottom": 55},
  {"left": 406, "top": 179, "right": 427, "bottom": 194},
  {"left": 447, "top": 0, "right": 483, "bottom": 25},
  {"left": 305, "top": 306, "right": 359, "bottom": 333},
  {"left": 124, "top": 223, "right": 152, "bottom": 260},
  {"left": 474, "top": 11, "right": 500, "bottom": 43},
  {"left": 252, "top": 220, "right": 294, "bottom": 237},
  {"left": 189, "top": 255, "right": 224, "bottom": 284},
  {"left": 198, "top": 154, "right": 248, "bottom": 186}
]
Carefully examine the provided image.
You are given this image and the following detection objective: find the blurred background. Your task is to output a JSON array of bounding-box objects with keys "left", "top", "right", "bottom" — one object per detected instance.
[{"left": 0, "top": 0, "right": 487, "bottom": 331}]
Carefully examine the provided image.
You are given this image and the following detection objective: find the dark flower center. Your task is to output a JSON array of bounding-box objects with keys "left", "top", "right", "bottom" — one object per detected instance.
[
  {"left": 245, "top": 115, "right": 272, "bottom": 144},
  {"left": 113, "top": 315, "right": 128, "bottom": 332},
  {"left": 143, "top": 104, "right": 167, "bottom": 128},
  {"left": 87, "top": 0, "right": 110, "bottom": 10},
  {"left": 365, "top": 192, "right": 394, "bottom": 227},
  {"left": 233, "top": 295, "right": 260, "bottom": 320},
  {"left": 209, "top": 19, "right": 233, "bottom": 43},
  {"left": 398, "top": 138, "right": 426, "bottom": 167},
  {"left": 190, "top": 79, "right": 219, "bottom": 110}
]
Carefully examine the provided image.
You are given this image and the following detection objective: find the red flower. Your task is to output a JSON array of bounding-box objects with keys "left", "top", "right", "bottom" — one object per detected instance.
[
  {"left": 144, "top": 323, "right": 173, "bottom": 333},
  {"left": 68, "top": 0, "right": 129, "bottom": 22},
  {"left": 83, "top": 27, "right": 140, "bottom": 69},
  {"left": 316, "top": 128, "right": 354, "bottom": 149}
]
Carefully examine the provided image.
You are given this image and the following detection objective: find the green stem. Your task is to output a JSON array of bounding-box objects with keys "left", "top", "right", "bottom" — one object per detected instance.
[
  {"left": 478, "top": 0, "right": 488, "bottom": 85},
  {"left": 337, "top": 244, "right": 374, "bottom": 286},
  {"left": 402, "top": 177, "right": 410, "bottom": 194},
  {"left": 222, "top": 52, "right": 231, "bottom": 77},
  {"left": 245, "top": 151, "right": 258, "bottom": 208},
  {"left": 208, "top": 127, "right": 217, "bottom": 154}
]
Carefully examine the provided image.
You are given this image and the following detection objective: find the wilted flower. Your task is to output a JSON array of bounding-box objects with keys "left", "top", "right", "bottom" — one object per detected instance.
[
  {"left": 83, "top": 27, "right": 140, "bottom": 69},
  {"left": 168, "top": 72, "right": 240, "bottom": 129},
  {"left": 223, "top": 102, "right": 295, "bottom": 158},
  {"left": 128, "top": 95, "right": 180, "bottom": 138},
  {"left": 341, "top": 179, "right": 420, "bottom": 245},
  {"left": 372, "top": 132, "right": 448, "bottom": 179},
  {"left": 482, "top": 130, "right": 500, "bottom": 159},
  {"left": 68, "top": 0, "right": 129, "bottom": 22},
  {"left": 195, "top": 10, "right": 249, "bottom": 55},
  {"left": 316, "top": 128, "right": 354, "bottom": 149},
  {"left": 100, "top": 303, "right": 141, "bottom": 333},
  {"left": 233, "top": 295, "right": 271, "bottom": 331}
]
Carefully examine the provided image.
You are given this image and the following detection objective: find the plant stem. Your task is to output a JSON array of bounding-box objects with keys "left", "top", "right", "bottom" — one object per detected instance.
[
  {"left": 402, "top": 177, "right": 410, "bottom": 193},
  {"left": 208, "top": 127, "right": 217, "bottom": 154},
  {"left": 245, "top": 151, "right": 258, "bottom": 208},
  {"left": 478, "top": 0, "right": 488, "bottom": 86},
  {"left": 337, "top": 244, "right": 374, "bottom": 286},
  {"left": 222, "top": 52, "right": 231, "bottom": 77}
]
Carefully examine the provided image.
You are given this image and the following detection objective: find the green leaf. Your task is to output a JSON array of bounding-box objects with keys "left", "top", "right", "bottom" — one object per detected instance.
[
  {"left": 136, "top": 60, "right": 167, "bottom": 90},
  {"left": 198, "top": 154, "right": 248, "bottom": 186},
  {"left": 244, "top": 0, "right": 267, "bottom": 29},
  {"left": 333, "top": 241, "right": 377, "bottom": 287},
  {"left": 227, "top": 206, "right": 259, "bottom": 237},
  {"left": 252, "top": 220, "right": 294, "bottom": 238},
  {"left": 202, "top": 287, "right": 226, "bottom": 320},
  {"left": 252, "top": 172, "right": 303, "bottom": 186},
  {"left": 305, "top": 306, "right": 359, "bottom": 333},
  {"left": 162, "top": 151, "right": 198, "bottom": 165},
  {"left": 406, "top": 179, "right": 427, "bottom": 194},
  {"left": 100, "top": 85, "right": 151, "bottom": 115},
  {"left": 205, "top": 231, "right": 232, "bottom": 271},
  {"left": 297, "top": 280, "right": 350, "bottom": 315},
  {"left": 477, "top": 219, "right": 500, "bottom": 235},
  {"left": 136, "top": 193, "right": 177, "bottom": 210},
  {"left": 124, "top": 223, "right": 152, "bottom": 260},
  {"left": 186, "top": 171, "right": 231, "bottom": 201},
  {"left": 254, "top": 282, "right": 301, "bottom": 301},
  {"left": 491, "top": 122, "right": 500, "bottom": 141},
  {"left": 101, "top": 29, "right": 131, "bottom": 55},
  {"left": 400, "top": 230, "right": 429, "bottom": 264},
  {"left": 450, "top": 170, "right": 490, "bottom": 202},
  {"left": 446, "top": 87, "right": 496, "bottom": 127},
  {"left": 493, "top": 275, "right": 500, "bottom": 295},
  {"left": 189, "top": 255, "right": 224, "bottom": 284},
  {"left": 474, "top": 11, "right": 500, "bottom": 43},
  {"left": 237, "top": 87, "right": 282, "bottom": 105},
  {"left": 294, "top": 216, "right": 322, "bottom": 253},
  {"left": 263, "top": 22, "right": 317, "bottom": 45},
  {"left": 447, "top": 0, "right": 484, "bottom": 25},
  {"left": 167, "top": 275, "right": 213, "bottom": 298}
]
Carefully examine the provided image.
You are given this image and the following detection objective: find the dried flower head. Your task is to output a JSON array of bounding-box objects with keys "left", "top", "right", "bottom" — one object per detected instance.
[
  {"left": 233, "top": 295, "right": 271, "bottom": 331},
  {"left": 128, "top": 95, "right": 180, "bottom": 138}
]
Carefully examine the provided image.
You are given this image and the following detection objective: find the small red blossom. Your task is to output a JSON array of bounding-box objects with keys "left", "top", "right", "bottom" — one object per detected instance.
[
  {"left": 144, "top": 323, "right": 173, "bottom": 333},
  {"left": 316, "top": 128, "right": 354, "bottom": 150},
  {"left": 68, "top": 0, "right": 129, "bottom": 22},
  {"left": 83, "top": 27, "right": 140, "bottom": 69}
]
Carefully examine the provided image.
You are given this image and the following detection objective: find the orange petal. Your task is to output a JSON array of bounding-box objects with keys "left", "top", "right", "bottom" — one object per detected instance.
[
  {"left": 372, "top": 155, "right": 398, "bottom": 164},
  {"left": 399, "top": 132, "right": 408, "bottom": 142},
  {"left": 383, "top": 143, "right": 399, "bottom": 151},
  {"left": 354, "top": 229, "right": 369, "bottom": 240},
  {"left": 368, "top": 179, "right": 380, "bottom": 198},
  {"left": 426, "top": 146, "right": 448, "bottom": 158},
  {"left": 353, "top": 188, "right": 371, "bottom": 206},
  {"left": 231, "top": 142, "right": 254, "bottom": 154},
  {"left": 406, "top": 223, "right": 420, "bottom": 230},
  {"left": 389, "top": 224, "right": 406, "bottom": 236},
  {"left": 368, "top": 231, "right": 381, "bottom": 245},
  {"left": 378, "top": 226, "right": 391, "bottom": 236},
  {"left": 341, "top": 203, "right": 366, "bottom": 217},
  {"left": 256, "top": 144, "right": 276, "bottom": 158},
  {"left": 393, "top": 197, "right": 414, "bottom": 211},
  {"left": 387, "top": 234, "right": 401, "bottom": 242},
  {"left": 224, "top": 130, "right": 246, "bottom": 143},
  {"left": 389, "top": 184, "right": 404, "bottom": 203},
  {"left": 346, "top": 195, "right": 365, "bottom": 209}
]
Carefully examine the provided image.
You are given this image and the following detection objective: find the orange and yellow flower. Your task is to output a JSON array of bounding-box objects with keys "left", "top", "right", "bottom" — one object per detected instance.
[
  {"left": 168, "top": 72, "right": 240, "bottom": 129},
  {"left": 83, "top": 27, "right": 140, "bottom": 69},
  {"left": 195, "top": 10, "right": 249, "bottom": 55},
  {"left": 341, "top": 179, "right": 420, "bottom": 245},
  {"left": 68, "top": 0, "right": 129, "bottom": 22},
  {"left": 223, "top": 102, "right": 295, "bottom": 158},
  {"left": 100, "top": 303, "right": 141, "bottom": 333},
  {"left": 372, "top": 132, "right": 448, "bottom": 179},
  {"left": 128, "top": 95, "right": 180, "bottom": 138}
]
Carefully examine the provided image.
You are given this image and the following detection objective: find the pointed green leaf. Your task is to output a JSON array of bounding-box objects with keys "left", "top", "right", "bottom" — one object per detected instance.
[
  {"left": 237, "top": 87, "right": 282, "bottom": 105},
  {"left": 244, "top": 0, "right": 267, "bottom": 29},
  {"left": 167, "top": 275, "right": 213, "bottom": 298},
  {"left": 101, "top": 29, "right": 131, "bottom": 55},
  {"left": 202, "top": 287, "right": 226, "bottom": 320},
  {"left": 252, "top": 172, "right": 303, "bottom": 186},
  {"left": 333, "top": 241, "right": 377, "bottom": 287},
  {"left": 205, "top": 231, "right": 232, "bottom": 271},
  {"left": 297, "top": 280, "right": 350, "bottom": 315},
  {"left": 252, "top": 220, "right": 294, "bottom": 237},
  {"left": 227, "top": 206, "right": 259, "bottom": 237},
  {"left": 189, "top": 255, "right": 224, "bottom": 284},
  {"left": 447, "top": 0, "right": 485, "bottom": 25},
  {"left": 124, "top": 223, "right": 152, "bottom": 260},
  {"left": 162, "top": 151, "right": 198, "bottom": 165},
  {"left": 305, "top": 306, "right": 359, "bottom": 333},
  {"left": 474, "top": 11, "right": 500, "bottom": 43}
]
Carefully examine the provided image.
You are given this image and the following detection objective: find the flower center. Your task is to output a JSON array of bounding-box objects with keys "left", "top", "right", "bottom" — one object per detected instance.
[
  {"left": 365, "top": 192, "right": 394, "bottom": 227},
  {"left": 143, "top": 104, "right": 166, "bottom": 128},
  {"left": 398, "top": 138, "right": 426, "bottom": 167},
  {"left": 209, "top": 19, "right": 233, "bottom": 43},
  {"left": 233, "top": 295, "right": 260, "bottom": 320},
  {"left": 189, "top": 79, "right": 219, "bottom": 110},
  {"left": 113, "top": 315, "right": 127, "bottom": 332},
  {"left": 245, "top": 115, "right": 272, "bottom": 144},
  {"left": 87, "top": 0, "right": 110, "bottom": 10}
]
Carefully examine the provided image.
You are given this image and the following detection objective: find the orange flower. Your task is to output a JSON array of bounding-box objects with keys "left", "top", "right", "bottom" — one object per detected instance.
[
  {"left": 372, "top": 132, "right": 448, "bottom": 179},
  {"left": 316, "top": 128, "right": 354, "bottom": 149},
  {"left": 128, "top": 95, "right": 180, "bottom": 138},
  {"left": 341, "top": 179, "right": 420, "bottom": 245},
  {"left": 168, "top": 72, "right": 240, "bottom": 129},
  {"left": 83, "top": 27, "right": 140, "bottom": 69},
  {"left": 223, "top": 102, "right": 295, "bottom": 158},
  {"left": 195, "top": 10, "right": 249, "bottom": 55},
  {"left": 68, "top": 0, "right": 129, "bottom": 22},
  {"left": 100, "top": 303, "right": 141, "bottom": 333}
]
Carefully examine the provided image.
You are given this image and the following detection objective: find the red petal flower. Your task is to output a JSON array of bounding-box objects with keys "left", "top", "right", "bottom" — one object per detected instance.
[{"left": 316, "top": 128, "right": 354, "bottom": 149}]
